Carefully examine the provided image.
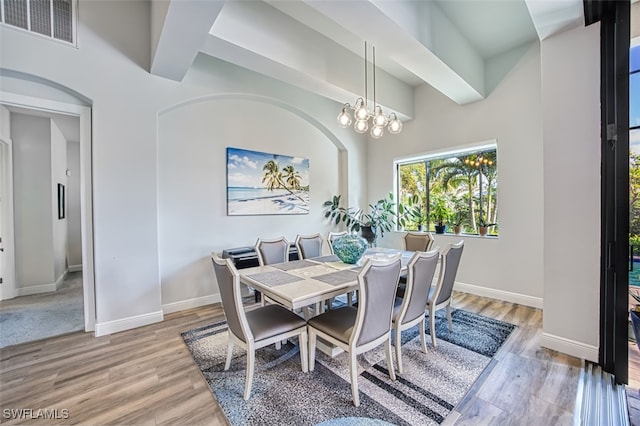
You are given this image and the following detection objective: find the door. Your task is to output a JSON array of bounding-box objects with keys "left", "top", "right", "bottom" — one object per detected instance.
[{"left": 587, "top": 0, "right": 631, "bottom": 383}]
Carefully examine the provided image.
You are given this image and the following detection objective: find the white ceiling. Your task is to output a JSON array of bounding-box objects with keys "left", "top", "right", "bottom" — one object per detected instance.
[
  {"left": 151, "top": 0, "right": 584, "bottom": 122},
  {"left": 5, "top": 0, "right": 586, "bottom": 138}
]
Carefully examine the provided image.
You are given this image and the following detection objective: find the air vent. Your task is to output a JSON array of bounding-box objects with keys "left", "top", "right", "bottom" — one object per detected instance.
[{"left": 1, "top": 0, "right": 75, "bottom": 44}]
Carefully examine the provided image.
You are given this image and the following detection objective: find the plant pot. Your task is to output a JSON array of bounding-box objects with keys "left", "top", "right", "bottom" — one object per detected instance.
[
  {"left": 417, "top": 224, "right": 424, "bottom": 232},
  {"left": 454, "top": 225, "right": 461, "bottom": 235},
  {"left": 360, "top": 225, "right": 377, "bottom": 247},
  {"left": 479, "top": 226, "right": 488, "bottom": 237},
  {"left": 435, "top": 225, "right": 446, "bottom": 234},
  {"left": 332, "top": 234, "right": 368, "bottom": 264}
]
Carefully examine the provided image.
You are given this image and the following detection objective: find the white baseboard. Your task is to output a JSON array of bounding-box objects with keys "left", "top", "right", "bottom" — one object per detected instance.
[
  {"left": 541, "top": 332, "right": 598, "bottom": 362},
  {"left": 94, "top": 310, "right": 164, "bottom": 337},
  {"left": 162, "top": 294, "right": 221, "bottom": 315},
  {"left": 16, "top": 282, "right": 57, "bottom": 296},
  {"left": 454, "top": 281, "right": 543, "bottom": 309},
  {"left": 55, "top": 269, "right": 68, "bottom": 290},
  {"left": 69, "top": 264, "right": 83, "bottom": 272}
]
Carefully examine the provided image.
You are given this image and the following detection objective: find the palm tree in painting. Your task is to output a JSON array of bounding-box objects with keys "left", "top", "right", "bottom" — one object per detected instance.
[
  {"left": 283, "top": 165, "right": 302, "bottom": 190},
  {"left": 262, "top": 160, "right": 306, "bottom": 202}
]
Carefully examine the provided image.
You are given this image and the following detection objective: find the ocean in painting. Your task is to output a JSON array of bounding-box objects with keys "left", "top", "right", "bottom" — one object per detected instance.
[{"left": 227, "top": 187, "right": 290, "bottom": 202}]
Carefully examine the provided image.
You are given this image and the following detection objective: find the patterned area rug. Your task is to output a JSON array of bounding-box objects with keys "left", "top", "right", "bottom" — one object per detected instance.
[{"left": 181, "top": 309, "right": 516, "bottom": 426}]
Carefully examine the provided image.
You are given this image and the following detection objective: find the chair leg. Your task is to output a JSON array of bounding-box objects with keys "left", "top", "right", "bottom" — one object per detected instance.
[
  {"left": 419, "top": 316, "right": 428, "bottom": 354},
  {"left": 394, "top": 323, "right": 403, "bottom": 374},
  {"left": 346, "top": 292, "right": 353, "bottom": 306},
  {"left": 430, "top": 309, "right": 437, "bottom": 348},
  {"left": 299, "top": 331, "right": 309, "bottom": 373},
  {"left": 349, "top": 352, "right": 360, "bottom": 407},
  {"left": 447, "top": 303, "right": 453, "bottom": 332},
  {"left": 244, "top": 349, "right": 255, "bottom": 400},
  {"left": 308, "top": 331, "right": 317, "bottom": 372},
  {"left": 385, "top": 337, "right": 396, "bottom": 381},
  {"left": 224, "top": 339, "right": 234, "bottom": 370}
]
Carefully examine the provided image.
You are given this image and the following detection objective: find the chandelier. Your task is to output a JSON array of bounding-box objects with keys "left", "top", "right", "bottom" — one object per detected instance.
[{"left": 337, "top": 41, "right": 403, "bottom": 138}]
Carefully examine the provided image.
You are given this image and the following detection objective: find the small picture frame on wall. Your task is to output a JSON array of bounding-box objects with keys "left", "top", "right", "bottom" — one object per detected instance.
[{"left": 57, "top": 183, "right": 65, "bottom": 219}]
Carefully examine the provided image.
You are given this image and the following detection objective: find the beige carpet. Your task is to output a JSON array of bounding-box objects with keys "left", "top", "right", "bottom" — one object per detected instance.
[{"left": 0, "top": 272, "right": 84, "bottom": 347}]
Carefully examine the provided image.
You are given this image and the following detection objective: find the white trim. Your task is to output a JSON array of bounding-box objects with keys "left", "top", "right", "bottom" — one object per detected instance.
[
  {"left": 0, "top": 135, "right": 16, "bottom": 300},
  {"left": 541, "top": 332, "right": 598, "bottom": 362},
  {"left": 0, "top": 91, "right": 95, "bottom": 332},
  {"left": 162, "top": 294, "right": 221, "bottom": 314},
  {"left": 94, "top": 310, "right": 164, "bottom": 337},
  {"left": 16, "top": 282, "right": 57, "bottom": 296},
  {"left": 68, "top": 264, "right": 82, "bottom": 272},
  {"left": 394, "top": 139, "right": 497, "bottom": 165},
  {"left": 55, "top": 269, "right": 68, "bottom": 290},
  {"left": 454, "top": 281, "right": 543, "bottom": 309}
]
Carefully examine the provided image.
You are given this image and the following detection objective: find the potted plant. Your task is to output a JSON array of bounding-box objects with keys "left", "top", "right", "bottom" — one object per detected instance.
[
  {"left": 453, "top": 211, "right": 465, "bottom": 235},
  {"left": 400, "top": 194, "right": 427, "bottom": 231},
  {"left": 477, "top": 216, "right": 496, "bottom": 237},
  {"left": 430, "top": 199, "right": 450, "bottom": 234},
  {"left": 323, "top": 193, "right": 400, "bottom": 246}
]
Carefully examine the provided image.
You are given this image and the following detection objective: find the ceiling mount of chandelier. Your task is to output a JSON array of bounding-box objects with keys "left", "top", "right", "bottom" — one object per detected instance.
[{"left": 337, "top": 41, "right": 403, "bottom": 138}]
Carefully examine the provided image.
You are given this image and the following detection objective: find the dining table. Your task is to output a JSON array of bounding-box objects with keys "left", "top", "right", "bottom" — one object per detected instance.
[
  {"left": 238, "top": 247, "right": 416, "bottom": 356},
  {"left": 239, "top": 247, "right": 413, "bottom": 312}
]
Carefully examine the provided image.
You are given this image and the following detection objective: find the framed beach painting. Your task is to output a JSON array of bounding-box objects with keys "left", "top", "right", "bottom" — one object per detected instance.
[{"left": 226, "top": 147, "right": 310, "bottom": 215}]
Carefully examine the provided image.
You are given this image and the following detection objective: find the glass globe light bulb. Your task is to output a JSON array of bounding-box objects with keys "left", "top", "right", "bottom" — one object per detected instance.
[
  {"left": 355, "top": 105, "right": 369, "bottom": 121},
  {"left": 373, "top": 106, "right": 388, "bottom": 127},
  {"left": 337, "top": 105, "right": 352, "bottom": 128},
  {"left": 354, "top": 119, "right": 369, "bottom": 133},
  {"left": 371, "top": 125, "right": 384, "bottom": 139},
  {"left": 387, "top": 114, "right": 403, "bottom": 134}
]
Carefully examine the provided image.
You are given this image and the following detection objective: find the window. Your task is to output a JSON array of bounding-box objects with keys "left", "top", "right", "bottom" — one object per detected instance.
[
  {"left": 1, "top": 0, "right": 75, "bottom": 44},
  {"left": 395, "top": 144, "right": 498, "bottom": 236}
]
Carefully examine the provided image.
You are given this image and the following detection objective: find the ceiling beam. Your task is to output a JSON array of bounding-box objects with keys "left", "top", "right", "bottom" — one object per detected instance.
[{"left": 150, "top": 0, "right": 225, "bottom": 81}]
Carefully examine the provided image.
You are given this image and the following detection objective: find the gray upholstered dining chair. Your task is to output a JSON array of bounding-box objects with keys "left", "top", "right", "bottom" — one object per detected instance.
[
  {"left": 397, "top": 232, "right": 435, "bottom": 298},
  {"left": 308, "top": 254, "right": 402, "bottom": 407},
  {"left": 255, "top": 237, "right": 289, "bottom": 266},
  {"left": 392, "top": 249, "right": 440, "bottom": 373},
  {"left": 255, "top": 237, "right": 289, "bottom": 306},
  {"left": 327, "top": 231, "right": 348, "bottom": 255},
  {"left": 295, "top": 233, "right": 324, "bottom": 259},
  {"left": 426, "top": 240, "right": 464, "bottom": 348},
  {"left": 403, "top": 232, "right": 435, "bottom": 252},
  {"left": 211, "top": 253, "right": 308, "bottom": 400}
]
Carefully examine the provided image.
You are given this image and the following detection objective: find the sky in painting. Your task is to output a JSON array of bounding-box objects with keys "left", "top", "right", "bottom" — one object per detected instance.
[{"left": 227, "top": 147, "right": 310, "bottom": 188}]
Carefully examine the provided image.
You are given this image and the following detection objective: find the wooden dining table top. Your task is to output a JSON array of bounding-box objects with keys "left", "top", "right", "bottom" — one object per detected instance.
[{"left": 238, "top": 248, "right": 414, "bottom": 311}]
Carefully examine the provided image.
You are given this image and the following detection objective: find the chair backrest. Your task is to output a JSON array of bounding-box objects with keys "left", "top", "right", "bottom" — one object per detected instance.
[
  {"left": 432, "top": 240, "right": 464, "bottom": 306},
  {"left": 327, "top": 231, "right": 348, "bottom": 255},
  {"left": 255, "top": 237, "right": 289, "bottom": 266},
  {"left": 295, "top": 234, "right": 323, "bottom": 259},
  {"left": 403, "top": 232, "right": 434, "bottom": 252},
  {"left": 399, "top": 250, "right": 440, "bottom": 324},
  {"left": 352, "top": 254, "right": 402, "bottom": 347},
  {"left": 211, "top": 253, "right": 251, "bottom": 343}
]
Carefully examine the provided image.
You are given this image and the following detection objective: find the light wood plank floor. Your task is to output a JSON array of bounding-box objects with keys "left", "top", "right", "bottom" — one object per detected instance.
[{"left": 0, "top": 292, "right": 582, "bottom": 425}]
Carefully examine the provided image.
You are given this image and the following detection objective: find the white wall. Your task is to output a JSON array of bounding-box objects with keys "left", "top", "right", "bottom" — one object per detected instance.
[
  {"left": 540, "top": 24, "right": 601, "bottom": 361},
  {"left": 158, "top": 97, "right": 341, "bottom": 310},
  {"left": 50, "top": 120, "right": 68, "bottom": 283},
  {"left": 11, "top": 113, "right": 55, "bottom": 291},
  {"left": 0, "top": 0, "right": 367, "bottom": 331},
  {"left": 66, "top": 141, "right": 82, "bottom": 269},
  {"left": 372, "top": 42, "right": 545, "bottom": 308}
]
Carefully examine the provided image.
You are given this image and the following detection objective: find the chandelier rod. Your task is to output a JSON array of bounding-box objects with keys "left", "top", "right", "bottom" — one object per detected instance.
[
  {"left": 373, "top": 45, "right": 376, "bottom": 109},
  {"left": 364, "top": 41, "right": 368, "bottom": 109}
]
